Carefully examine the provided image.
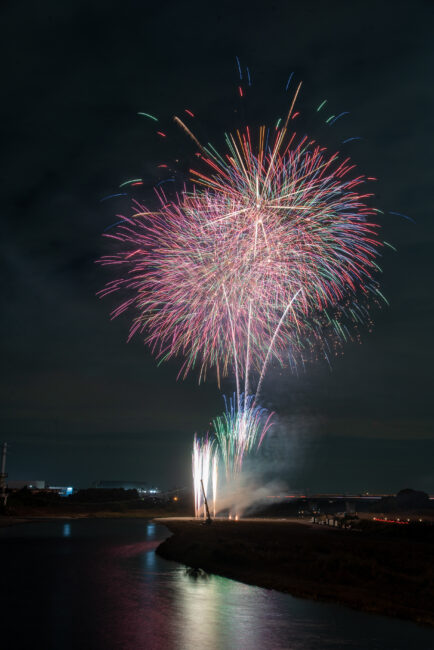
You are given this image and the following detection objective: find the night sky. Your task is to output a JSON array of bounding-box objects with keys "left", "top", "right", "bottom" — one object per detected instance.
[{"left": 2, "top": 0, "right": 433, "bottom": 492}]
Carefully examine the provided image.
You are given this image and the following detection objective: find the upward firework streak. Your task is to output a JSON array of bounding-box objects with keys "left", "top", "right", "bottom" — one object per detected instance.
[
  {"left": 213, "top": 394, "right": 274, "bottom": 479},
  {"left": 193, "top": 393, "right": 274, "bottom": 517},
  {"left": 100, "top": 78, "right": 386, "bottom": 516},
  {"left": 192, "top": 434, "right": 218, "bottom": 518}
]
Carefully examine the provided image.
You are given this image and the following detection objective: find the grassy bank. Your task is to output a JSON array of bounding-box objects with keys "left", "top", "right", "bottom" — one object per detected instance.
[{"left": 156, "top": 517, "right": 434, "bottom": 627}]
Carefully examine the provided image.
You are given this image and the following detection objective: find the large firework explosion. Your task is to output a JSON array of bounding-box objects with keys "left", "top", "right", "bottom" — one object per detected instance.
[
  {"left": 99, "top": 124, "right": 383, "bottom": 399},
  {"left": 99, "top": 75, "right": 387, "bottom": 517}
]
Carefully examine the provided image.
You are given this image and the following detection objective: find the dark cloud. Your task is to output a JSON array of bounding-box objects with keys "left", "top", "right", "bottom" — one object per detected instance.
[{"left": 1, "top": 0, "right": 433, "bottom": 488}]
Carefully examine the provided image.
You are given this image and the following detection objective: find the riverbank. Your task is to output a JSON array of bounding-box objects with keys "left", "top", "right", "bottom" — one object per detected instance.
[
  {"left": 156, "top": 517, "right": 434, "bottom": 627},
  {"left": 0, "top": 509, "right": 185, "bottom": 527}
]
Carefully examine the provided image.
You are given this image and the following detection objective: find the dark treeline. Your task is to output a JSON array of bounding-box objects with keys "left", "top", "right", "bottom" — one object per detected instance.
[{"left": 2, "top": 486, "right": 189, "bottom": 516}]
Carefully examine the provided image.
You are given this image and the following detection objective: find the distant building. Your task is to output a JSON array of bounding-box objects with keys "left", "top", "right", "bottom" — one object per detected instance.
[
  {"left": 7, "top": 481, "right": 74, "bottom": 496},
  {"left": 48, "top": 486, "right": 74, "bottom": 497},
  {"left": 93, "top": 480, "right": 160, "bottom": 495}
]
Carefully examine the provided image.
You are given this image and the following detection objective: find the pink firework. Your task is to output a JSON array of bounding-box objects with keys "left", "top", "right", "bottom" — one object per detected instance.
[{"left": 99, "top": 119, "right": 384, "bottom": 395}]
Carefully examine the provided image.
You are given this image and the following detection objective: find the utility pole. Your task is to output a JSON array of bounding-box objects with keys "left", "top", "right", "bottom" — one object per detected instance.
[
  {"left": 200, "top": 479, "right": 212, "bottom": 525},
  {"left": 0, "top": 443, "right": 7, "bottom": 507}
]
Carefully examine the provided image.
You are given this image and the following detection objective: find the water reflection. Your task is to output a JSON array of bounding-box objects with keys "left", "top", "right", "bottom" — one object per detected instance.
[
  {"left": 145, "top": 545, "right": 156, "bottom": 569},
  {"left": 0, "top": 519, "right": 433, "bottom": 650},
  {"left": 177, "top": 570, "right": 222, "bottom": 648},
  {"left": 173, "top": 566, "right": 334, "bottom": 650},
  {"left": 146, "top": 522, "right": 156, "bottom": 539}
]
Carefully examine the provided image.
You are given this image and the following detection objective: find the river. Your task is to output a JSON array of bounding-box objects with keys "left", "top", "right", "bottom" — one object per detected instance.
[{"left": 1, "top": 518, "right": 433, "bottom": 649}]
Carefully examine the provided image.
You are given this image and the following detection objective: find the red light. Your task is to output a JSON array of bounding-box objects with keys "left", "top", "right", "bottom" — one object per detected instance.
[{"left": 373, "top": 517, "right": 409, "bottom": 525}]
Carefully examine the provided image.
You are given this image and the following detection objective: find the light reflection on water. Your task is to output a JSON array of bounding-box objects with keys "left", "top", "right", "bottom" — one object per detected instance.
[{"left": 0, "top": 519, "right": 433, "bottom": 650}]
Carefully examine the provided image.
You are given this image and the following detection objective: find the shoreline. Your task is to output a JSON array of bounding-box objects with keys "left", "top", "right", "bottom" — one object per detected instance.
[
  {"left": 155, "top": 517, "right": 434, "bottom": 628},
  {"left": 0, "top": 510, "right": 182, "bottom": 527}
]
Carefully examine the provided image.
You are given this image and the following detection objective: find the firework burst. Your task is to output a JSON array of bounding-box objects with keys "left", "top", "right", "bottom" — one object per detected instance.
[{"left": 99, "top": 122, "right": 383, "bottom": 396}]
